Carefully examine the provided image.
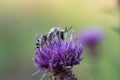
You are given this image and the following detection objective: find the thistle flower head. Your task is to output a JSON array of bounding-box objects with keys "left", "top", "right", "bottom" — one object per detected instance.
[
  {"left": 80, "top": 27, "right": 104, "bottom": 58},
  {"left": 80, "top": 27, "right": 103, "bottom": 47},
  {"left": 33, "top": 31, "right": 83, "bottom": 79}
]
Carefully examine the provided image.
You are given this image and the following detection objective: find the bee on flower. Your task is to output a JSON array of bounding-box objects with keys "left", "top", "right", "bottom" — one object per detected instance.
[{"left": 32, "top": 26, "right": 83, "bottom": 80}]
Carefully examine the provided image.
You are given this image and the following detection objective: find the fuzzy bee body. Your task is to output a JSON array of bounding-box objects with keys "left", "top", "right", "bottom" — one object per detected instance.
[
  {"left": 35, "top": 26, "right": 73, "bottom": 49},
  {"left": 35, "top": 33, "right": 48, "bottom": 49},
  {"left": 48, "top": 27, "right": 67, "bottom": 41}
]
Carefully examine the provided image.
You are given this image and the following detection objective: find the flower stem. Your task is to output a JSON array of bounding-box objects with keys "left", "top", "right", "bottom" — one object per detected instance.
[{"left": 49, "top": 69, "right": 77, "bottom": 80}]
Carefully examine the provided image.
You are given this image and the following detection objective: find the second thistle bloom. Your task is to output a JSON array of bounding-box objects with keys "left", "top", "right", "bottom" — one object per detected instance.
[
  {"left": 33, "top": 32, "right": 83, "bottom": 77},
  {"left": 80, "top": 27, "right": 103, "bottom": 48},
  {"left": 80, "top": 27, "right": 104, "bottom": 58}
]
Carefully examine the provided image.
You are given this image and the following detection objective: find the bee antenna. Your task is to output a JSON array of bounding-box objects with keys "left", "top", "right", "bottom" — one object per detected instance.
[
  {"left": 65, "top": 27, "right": 67, "bottom": 32},
  {"left": 66, "top": 26, "right": 73, "bottom": 32}
]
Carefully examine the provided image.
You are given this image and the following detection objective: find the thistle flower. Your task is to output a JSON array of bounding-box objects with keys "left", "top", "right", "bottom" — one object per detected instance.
[
  {"left": 32, "top": 32, "right": 83, "bottom": 80},
  {"left": 80, "top": 27, "right": 104, "bottom": 57}
]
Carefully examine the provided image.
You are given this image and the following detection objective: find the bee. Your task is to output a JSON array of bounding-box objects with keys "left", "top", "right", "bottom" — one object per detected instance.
[
  {"left": 48, "top": 26, "right": 73, "bottom": 41},
  {"left": 35, "top": 26, "right": 73, "bottom": 49}
]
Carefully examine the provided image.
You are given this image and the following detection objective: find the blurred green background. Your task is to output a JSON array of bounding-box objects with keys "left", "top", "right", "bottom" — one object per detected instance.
[{"left": 0, "top": 0, "right": 119, "bottom": 80}]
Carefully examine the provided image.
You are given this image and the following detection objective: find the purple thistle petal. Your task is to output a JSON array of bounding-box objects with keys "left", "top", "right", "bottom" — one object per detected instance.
[
  {"left": 40, "top": 73, "right": 47, "bottom": 80},
  {"left": 32, "top": 69, "right": 41, "bottom": 76}
]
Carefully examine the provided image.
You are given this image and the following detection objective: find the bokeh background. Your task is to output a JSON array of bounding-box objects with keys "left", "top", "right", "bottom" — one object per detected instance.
[{"left": 0, "top": 0, "right": 119, "bottom": 80}]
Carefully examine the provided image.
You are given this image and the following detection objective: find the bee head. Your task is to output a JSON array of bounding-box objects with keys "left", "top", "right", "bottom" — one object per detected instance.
[
  {"left": 59, "top": 26, "right": 73, "bottom": 40},
  {"left": 59, "top": 29, "right": 66, "bottom": 40}
]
